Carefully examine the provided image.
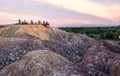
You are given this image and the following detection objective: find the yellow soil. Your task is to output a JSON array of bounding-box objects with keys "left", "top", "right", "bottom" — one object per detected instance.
[
  {"left": 0, "top": 27, "right": 10, "bottom": 34},
  {"left": 0, "top": 25, "right": 60, "bottom": 41}
]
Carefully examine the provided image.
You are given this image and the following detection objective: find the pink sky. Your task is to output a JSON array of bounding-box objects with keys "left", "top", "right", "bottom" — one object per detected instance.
[{"left": 0, "top": 0, "right": 120, "bottom": 27}]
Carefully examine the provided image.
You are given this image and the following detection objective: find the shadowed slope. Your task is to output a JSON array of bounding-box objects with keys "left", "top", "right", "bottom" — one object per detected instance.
[{"left": 0, "top": 36, "right": 94, "bottom": 70}]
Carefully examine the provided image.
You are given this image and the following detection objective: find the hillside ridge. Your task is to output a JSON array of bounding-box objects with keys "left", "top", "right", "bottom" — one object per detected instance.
[{"left": 0, "top": 24, "right": 120, "bottom": 76}]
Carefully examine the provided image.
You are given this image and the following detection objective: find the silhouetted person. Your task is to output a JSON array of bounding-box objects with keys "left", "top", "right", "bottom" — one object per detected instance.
[
  {"left": 35, "top": 22, "right": 37, "bottom": 24},
  {"left": 18, "top": 19, "right": 21, "bottom": 24},
  {"left": 42, "top": 21, "right": 50, "bottom": 27},
  {"left": 31, "top": 20, "right": 34, "bottom": 24},
  {"left": 38, "top": 20, "right": 41, "bottom": 24},
  {"left": 46, "top": 21, "right": 49, "bottom": 25},
  {"left": 43, "top": 21, "right": 45, "bottom": 25},
  {"left": 22, "top": 21, "right": 24, "bottom": 24},
  {"left": 23, "top": 20, "right": 28, "bottom": 24}
]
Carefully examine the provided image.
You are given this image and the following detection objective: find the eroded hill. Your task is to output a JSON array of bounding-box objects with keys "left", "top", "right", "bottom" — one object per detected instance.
[{"left": 0, "top": 25, "right": 120, "bottom": 76}]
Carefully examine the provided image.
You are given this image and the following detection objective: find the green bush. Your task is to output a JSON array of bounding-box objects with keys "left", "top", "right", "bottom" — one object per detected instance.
[{"left": 60, "top": 26, "right": 120, "bottom": 40}]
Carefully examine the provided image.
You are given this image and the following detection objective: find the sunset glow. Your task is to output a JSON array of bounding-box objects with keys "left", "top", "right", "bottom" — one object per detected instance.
[
  {"left": 0, "top": 0, "right": 120, "bottom": 26},
  {"left": 36, "top": 0, "right": 120, "bottom": 21}
]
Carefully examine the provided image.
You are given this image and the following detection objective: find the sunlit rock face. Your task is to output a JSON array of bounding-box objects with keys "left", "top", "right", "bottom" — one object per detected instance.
[{"left": 0, "top": 25, "right": 120, "bottom": 76}]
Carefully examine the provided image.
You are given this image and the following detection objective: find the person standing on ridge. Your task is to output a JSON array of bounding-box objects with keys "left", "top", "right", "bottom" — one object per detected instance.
[
  {"left": 18, "top": 19, "right": 21, "bottom": 24},
  {"left": 31, "top": 20, "right": 34, "bottom": 24}
]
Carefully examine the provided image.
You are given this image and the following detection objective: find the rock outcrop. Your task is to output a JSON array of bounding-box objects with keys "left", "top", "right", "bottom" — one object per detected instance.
[
  {"left": 82, "top": 41, "right": 120, "bottom": 76},
  {"left": 0, "top": 50, "right": 91, "bottom": 76},
  {"left": 0, "top": 36, "right": 93, "bottom": 70},
  {"left": 0, "top": 25, "right": 120, "bottom": 76},
  {"left": 115, "top": 41, "right": 120, "bottom": 46}
]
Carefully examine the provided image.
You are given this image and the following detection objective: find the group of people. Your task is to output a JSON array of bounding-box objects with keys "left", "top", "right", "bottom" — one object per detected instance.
[{"left": 18, "top": 19, "right": 50, "bottom": 26}]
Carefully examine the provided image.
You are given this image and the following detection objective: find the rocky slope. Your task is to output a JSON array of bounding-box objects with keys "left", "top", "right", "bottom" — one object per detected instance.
[
  {"left": 0, "top": 50, "right": 91, "bottom": 76},
  {"left": 0, "top": 25, "right": 120, "bottom": 76}
]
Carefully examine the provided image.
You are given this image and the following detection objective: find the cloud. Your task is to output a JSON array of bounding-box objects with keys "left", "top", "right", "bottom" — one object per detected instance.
[
  {"left": 91, "top": 0, "right": 120, "bottom": 4},
  {"left": 0, "top": 0, "right": 119, "bottom": 26},
  {"left": 35, "top": 0, "right": 120, "bottom": 22}
]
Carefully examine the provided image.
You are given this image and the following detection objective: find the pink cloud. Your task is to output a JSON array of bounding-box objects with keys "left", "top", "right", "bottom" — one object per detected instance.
[
  {"left": 36, "top": 0, "right": 120, "bottom": 22},
  {"left": 52, "top": 19, "right": 92, "bottom": 25},
  {"left": 112, "top": 17, "right": 120, "bottom": 22}
]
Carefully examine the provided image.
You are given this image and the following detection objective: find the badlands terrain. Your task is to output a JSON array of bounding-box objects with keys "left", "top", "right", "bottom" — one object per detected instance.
[{"left": 0, "top": 25, "right": 120, "bottom": 76}]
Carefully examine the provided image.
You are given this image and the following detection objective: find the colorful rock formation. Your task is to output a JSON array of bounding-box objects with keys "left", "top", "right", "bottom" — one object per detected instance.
[{"left": 0, "top": 25, "right": 120, "bottom": 76}]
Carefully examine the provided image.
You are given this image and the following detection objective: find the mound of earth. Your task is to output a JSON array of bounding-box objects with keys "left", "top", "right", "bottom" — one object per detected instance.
[
  {"left": 0, "top": 25, "right": 95, "bottom": 45},
  {"left": 0, "top": 50, "right": 90, "bottom": 76},
  {"left": 0, "top": 25, "right": 120, "bottom": 76}
]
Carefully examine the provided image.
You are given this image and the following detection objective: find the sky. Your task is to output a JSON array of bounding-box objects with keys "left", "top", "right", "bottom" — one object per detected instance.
[{"left": 0, "top": 0, "right": 120, "bottom": 27}]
